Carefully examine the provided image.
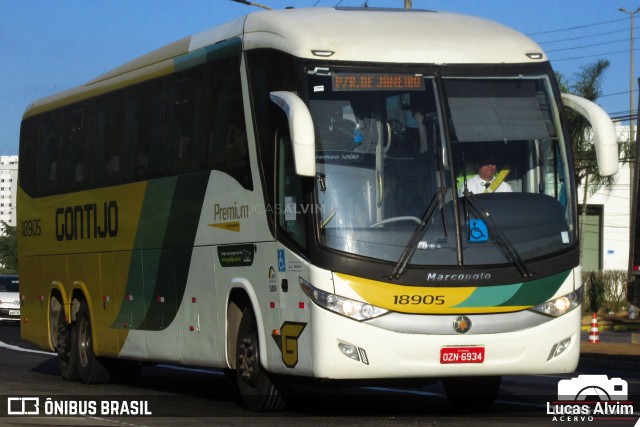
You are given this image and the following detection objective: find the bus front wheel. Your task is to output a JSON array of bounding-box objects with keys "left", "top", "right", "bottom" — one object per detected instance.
[{"left": 235, "top": 307, "right": 286, "bottom": 412}]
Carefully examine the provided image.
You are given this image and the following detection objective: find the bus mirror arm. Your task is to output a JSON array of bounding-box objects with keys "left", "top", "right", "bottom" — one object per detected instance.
[
  {"left": 270, "top": 91, "right": 316, "bottom": 176},
  {"left": 561, "top": 93, "right": 619, "bottom": 177}
]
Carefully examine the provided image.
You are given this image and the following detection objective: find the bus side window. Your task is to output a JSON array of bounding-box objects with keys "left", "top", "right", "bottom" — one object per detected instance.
[
  {"left": 63, "top": 104, "right": 91, "bottom": 190},
  {"left": 90, "top": 92, "right": 124, "bottom": 187},
  {"left": 19, "top": 117, "right": 40, "bottom": 196},
  {"left": 160, "top": 69, "right": 204, "bottom": 176},
  {"left": 123, "top": 80, "right": 161, "bottom": 182},
  {"left": 38, "top": 110, "right": 63, "bottom": 195},
  {"left": 202, "top": 56, "right": 252, "bottom": 190}
]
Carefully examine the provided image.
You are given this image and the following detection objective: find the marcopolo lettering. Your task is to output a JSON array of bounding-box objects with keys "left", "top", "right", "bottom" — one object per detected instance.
[
  {"left": 426, "top": 272, "right": 492, "bottom": 282},
  {"left": 55, "top": 201, "right": 118, "bottom": 241}
]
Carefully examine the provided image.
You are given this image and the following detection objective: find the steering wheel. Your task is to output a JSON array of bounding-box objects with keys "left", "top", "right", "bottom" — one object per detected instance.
[
  {"left": 388, "top": 119, "right": 405, "bottom": 134},
  {"left": 370, "top": 216, "right": 422, "bottom": 228}
]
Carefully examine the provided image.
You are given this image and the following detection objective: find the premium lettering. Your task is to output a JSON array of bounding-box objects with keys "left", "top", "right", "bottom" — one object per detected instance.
[
  {"left": 55, "top": 201, "right": 118, "bottom": 241},
  {"left": 214, "top": 202, "right": 249, "bottom": 221}
]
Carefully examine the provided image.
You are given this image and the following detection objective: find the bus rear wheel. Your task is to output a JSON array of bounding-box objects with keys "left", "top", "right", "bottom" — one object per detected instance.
[
  {"left": 442, "top": 376, "right": 501, "bottom": 413},
  {"left": 235, "top": 308, "right": 285, "bottom": 412},
  {"left": 74, "top": 300, "right": 111, "bottom": 384}
]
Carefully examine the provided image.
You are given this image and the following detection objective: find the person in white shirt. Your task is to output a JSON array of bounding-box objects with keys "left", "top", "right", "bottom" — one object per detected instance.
[{"left": 459, "top": 153, "right": 512, "bottom": 196}]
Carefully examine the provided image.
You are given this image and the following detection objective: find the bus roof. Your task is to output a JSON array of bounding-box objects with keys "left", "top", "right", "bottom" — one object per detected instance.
[
  {"left": 24, "top": 7, "right": 546, "bottom": 118},
  {"left": 239, "top": 7, "right": 544, "bottom": 64}
]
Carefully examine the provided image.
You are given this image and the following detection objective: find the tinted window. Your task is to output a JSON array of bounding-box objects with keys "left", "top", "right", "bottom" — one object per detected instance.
[
  {"left": 63, "top": 104, "right": 91, "bottom": 190},
  {"left": 38, "top": 110, "right": 64, "bottom": 195},
  {"left": 90, "top": 92, "right": 124, "bottom": 187},
  {"left": 161, "top": 69, "right": 204, "bottom": 176},
  {"left": 202, "top": 56, "right": 252, "bottom": 189},
  {"left": 18, "top": 117, "right": 40, "bottom": 196},
  {"left": 123, "top": 80, "right": 162, "bottom": 181}
]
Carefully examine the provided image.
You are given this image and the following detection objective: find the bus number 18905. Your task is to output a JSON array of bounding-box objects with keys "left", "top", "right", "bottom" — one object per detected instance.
[{"left": 393, "top": 294, "right": 445, "bottom": 305}]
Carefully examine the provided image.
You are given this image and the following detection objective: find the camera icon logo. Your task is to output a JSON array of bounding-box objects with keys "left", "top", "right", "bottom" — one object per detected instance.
[
  {"left": 558, "top": 375, "right": 628, "bottom": 401},
  {"left": 7, "top": 397, "right": 40, "bottom": 415}
]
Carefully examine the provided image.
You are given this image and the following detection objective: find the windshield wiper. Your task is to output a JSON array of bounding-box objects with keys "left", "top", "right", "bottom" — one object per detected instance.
[
  {"left": 462, "top": 190, "right": 534, "bottom": 279},
  {"left": 389, "top": 187, "right": 446, "bottom": 280}
]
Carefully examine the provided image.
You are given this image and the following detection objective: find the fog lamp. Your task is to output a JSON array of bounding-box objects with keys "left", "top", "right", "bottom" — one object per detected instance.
[{"left": 338, "top": 343, "right": 360, "bottom": 361}]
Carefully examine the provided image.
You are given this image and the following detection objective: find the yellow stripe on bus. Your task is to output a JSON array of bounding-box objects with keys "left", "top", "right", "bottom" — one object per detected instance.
[{"left": 335, "top": 273, "right": 529, "bottom": 314}]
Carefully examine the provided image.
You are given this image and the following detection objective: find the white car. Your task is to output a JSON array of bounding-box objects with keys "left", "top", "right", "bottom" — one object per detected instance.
[{"left": 0, "top": 275, "right": 19, "bottom": 323}]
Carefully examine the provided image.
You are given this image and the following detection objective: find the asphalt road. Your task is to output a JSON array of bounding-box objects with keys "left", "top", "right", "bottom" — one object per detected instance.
[{"left": 0, "top": 323, "right": 639, "bottom": 426}]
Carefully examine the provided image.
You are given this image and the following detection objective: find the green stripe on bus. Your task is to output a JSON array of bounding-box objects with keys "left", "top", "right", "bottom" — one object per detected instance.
[
  {"left": 499, "top": 271, "right": 570, "bottom": 307},
  {"left": 114, "top": 172, "right": 209, "bottom": 330},
  {"left": 453, "top": 271, "right": 569, "bottom": 309},
  {"left": 141, "top": 172, "right": 210, "bottom": 330},
  {"left": 452, "top": 282, "right": 523, "bottom": 308},
  {"left": 134, "top": 177, "right": 178, "bottom": 248}
]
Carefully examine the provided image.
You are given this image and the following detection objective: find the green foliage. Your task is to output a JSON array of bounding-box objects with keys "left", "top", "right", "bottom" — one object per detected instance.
[
  {"left": 557, "top": 60, "right": 617, "bottom": 196},
  {"left": 0, "top": 221, "right": 17, "bottom": 273},
  {"left": 582, "top": 270, "right": 628, "bottom": 314},
  {"left": 587, "top": 272, "right": 605, "bottom": 313}
]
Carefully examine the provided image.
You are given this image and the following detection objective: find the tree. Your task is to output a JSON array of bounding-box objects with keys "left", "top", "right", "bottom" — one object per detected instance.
[
  {"left": 0, "top": 221, "right": 17, "bottom": 273},
  {"left": 556, "top": 59, "right": 615, "bottom": 263},
  {"left": 557, "top": 59, "right": 614, "bottom": 195}
]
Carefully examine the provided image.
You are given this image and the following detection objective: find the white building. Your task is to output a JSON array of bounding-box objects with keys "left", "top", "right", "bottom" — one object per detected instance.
[
  {"left": 0, "top": 156, "right": 18, "bottom": 231},
  {"left": 579, "top": 126, "right": 633, "bottom": 272}
]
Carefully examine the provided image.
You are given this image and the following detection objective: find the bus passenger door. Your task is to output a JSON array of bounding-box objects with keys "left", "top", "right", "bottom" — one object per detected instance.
[
  {"left": 273, "top": 245, "right": 311, "bottom": 374},
  {"left": 272, "top": 127, "right": 313, "bottom": 374}
]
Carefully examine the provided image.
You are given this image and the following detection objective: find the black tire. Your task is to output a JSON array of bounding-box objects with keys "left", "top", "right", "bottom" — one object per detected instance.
[
  {"left": 55, "top": 302, "right": 78, "bottom": 381},
  {"left": 74, "top": 300, "right": 111, "bottom": 384},
  {"left": 442, "top": 376, "right": 501, "bottom": 413},
  {"left": 235, "top": 308, "right": 285, "bottom": 412}
]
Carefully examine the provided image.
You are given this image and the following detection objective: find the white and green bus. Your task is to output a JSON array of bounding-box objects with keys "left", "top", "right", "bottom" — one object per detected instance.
[{"left": 18, "top": 7, "right": 618, "bottom": 411}]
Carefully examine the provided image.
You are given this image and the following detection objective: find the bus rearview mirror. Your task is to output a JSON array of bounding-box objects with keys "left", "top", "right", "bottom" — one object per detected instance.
[
  {"left": 270, "top": 91, "right": 316, "bottom": 177},
  {"left": 561, "top": 93, "right": 619, "bottom": 177}
]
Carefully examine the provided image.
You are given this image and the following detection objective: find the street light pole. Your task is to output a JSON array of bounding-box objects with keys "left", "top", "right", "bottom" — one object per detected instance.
[{"left": 619, "top": 7, "right": 640, "bottom": 147}]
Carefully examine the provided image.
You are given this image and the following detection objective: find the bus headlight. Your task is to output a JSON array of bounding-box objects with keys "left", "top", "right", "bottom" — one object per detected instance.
[
  {"left": 530, "top": 288, "right": 583, "bottom": 317},
  {"left": 299, "top": 277, "right": 389, "bottom": 321}
]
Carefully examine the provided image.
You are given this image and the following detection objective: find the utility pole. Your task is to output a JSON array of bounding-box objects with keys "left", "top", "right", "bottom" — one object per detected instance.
[{"left": 619, "top": 7, "right": 640, "bottom": 148}]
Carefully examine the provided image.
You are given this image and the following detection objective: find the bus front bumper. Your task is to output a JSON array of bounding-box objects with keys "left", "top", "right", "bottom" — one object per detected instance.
[{"left": 307, "top": 304, "right": 580, "bottom": 380}]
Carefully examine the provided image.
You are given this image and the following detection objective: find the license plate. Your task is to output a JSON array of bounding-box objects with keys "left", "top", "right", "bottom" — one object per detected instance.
[
  {"left": 9, "top": 310, "right": 19, "bottom": 316},
  {"left": 440, "top": 346, "right": 485, "bottom": 364}
]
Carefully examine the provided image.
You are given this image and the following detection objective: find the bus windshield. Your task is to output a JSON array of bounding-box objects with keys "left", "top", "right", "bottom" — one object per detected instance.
[{"left": 307, "top": 69, "right": 575, "bottom": 269}]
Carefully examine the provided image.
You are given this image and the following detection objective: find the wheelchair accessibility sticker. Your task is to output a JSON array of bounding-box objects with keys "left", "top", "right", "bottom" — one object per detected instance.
[
  {"left": 468, "top": 218, "right": 488, "bottom": 242},
  {"left": 277, "top": 249, "right": 286, "bottom": 272}
]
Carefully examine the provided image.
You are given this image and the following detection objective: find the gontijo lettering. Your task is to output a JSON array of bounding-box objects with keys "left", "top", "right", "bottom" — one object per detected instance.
[{"left": 55, "top": 201, "right": 118, "bottom": 241}]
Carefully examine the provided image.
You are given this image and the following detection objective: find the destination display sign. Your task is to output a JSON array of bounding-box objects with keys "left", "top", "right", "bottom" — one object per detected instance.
[{"left": 332, "top": 73, "right": 424, "bottom": 91}]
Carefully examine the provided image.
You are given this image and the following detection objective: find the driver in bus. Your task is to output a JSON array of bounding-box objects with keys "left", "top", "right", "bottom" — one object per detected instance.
[{"left": 460, "top": 152, "right": 512, "bottom": 195}]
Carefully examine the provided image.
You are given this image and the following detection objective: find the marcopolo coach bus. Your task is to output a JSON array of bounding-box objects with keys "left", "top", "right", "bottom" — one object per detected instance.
[{"left": 17, "top": 7, "right": 618, "bottom": 411}]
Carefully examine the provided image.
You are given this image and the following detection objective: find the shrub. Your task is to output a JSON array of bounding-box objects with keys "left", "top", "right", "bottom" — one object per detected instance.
[{"left": 581, "top": 270, "right": 628, "bottom": 314}]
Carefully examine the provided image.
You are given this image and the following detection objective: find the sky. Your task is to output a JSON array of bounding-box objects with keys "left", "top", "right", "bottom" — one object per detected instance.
[{"left": 2, "top": 0, "right": 640, "bottom": 155}]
